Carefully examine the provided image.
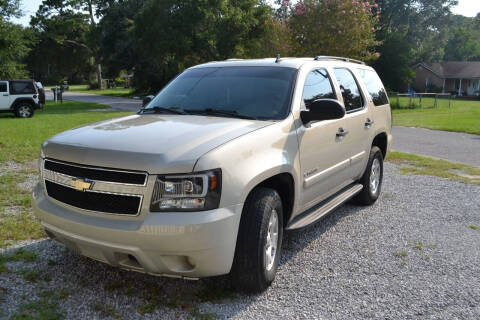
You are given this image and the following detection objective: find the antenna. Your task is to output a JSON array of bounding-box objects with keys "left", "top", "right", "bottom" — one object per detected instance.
[{"left": 275, "top": 54, "right": 281, "bottom": 63}]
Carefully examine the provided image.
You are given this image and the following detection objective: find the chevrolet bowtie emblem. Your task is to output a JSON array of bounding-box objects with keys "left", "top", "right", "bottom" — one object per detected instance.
[{"left": 70, "top": 178, "right": 94, "bottom": 191}]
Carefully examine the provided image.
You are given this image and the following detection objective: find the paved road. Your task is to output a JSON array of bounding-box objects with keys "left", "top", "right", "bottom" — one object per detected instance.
[
  {"left": 46, "top": 90, "right": 142, "bottom": 111},
  {"left": 391, "top": 126, "right": 480, "bottom": 167},
  {"left": 47, "top": 90, "right": 480, "bottom": 166}
]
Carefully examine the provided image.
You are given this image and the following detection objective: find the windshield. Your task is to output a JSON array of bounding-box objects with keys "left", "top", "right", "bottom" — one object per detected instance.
[{"left": 144, "top": 66, "right": 297, "bottom": 120}]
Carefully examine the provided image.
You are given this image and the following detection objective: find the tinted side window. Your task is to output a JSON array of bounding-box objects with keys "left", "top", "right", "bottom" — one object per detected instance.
[
  {"left": 10, "top": 81, "right": 35, "bottom": 94},
  {"left": 333, "top": 68, "right": 363, "bottom": 112},
  {"left": 302, "top": 69, "right": 336, "bottom": 108},
  {"left": 357, "top": 69, "right": 389, "bottom": 106},
  {"left": 0, "top": 82, "right": 7, "bottom": 92}
]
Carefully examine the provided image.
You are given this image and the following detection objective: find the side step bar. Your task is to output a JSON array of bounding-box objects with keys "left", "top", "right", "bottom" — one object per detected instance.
[{"left": 286, "top": 183, "right": 363, "bottom": 230}]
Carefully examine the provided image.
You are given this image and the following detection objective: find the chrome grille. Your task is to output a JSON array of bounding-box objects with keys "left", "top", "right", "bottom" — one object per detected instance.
[{"left": 42, "top": 159, "right": 148, "bottom": 216}]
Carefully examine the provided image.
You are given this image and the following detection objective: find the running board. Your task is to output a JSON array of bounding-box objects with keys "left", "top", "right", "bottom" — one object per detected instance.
[{"left": 286, "top": 183, "right": 363, "bottom": 230}]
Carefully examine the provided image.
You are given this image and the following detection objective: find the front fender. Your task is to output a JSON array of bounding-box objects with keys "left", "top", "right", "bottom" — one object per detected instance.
[{"left": 193, "top": 115, "right": 301, "bottom": 210}]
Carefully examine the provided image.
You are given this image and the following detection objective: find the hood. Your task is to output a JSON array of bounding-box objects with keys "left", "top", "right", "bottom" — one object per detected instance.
[{"left": 43, "top": 114, "right": 273, "bottom": 174}]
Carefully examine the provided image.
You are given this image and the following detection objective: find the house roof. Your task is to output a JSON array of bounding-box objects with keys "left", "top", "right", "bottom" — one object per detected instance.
[{"left": 417, "top": 62, "right": 480, "bottom": 79}]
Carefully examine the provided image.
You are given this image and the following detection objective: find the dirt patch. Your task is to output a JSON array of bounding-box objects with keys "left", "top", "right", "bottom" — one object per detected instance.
[
  {"left": 17, "top": 174, "right": 39, "bottom": 192},
  {"left": 0, "top": 160, "right": 38, "bottom": 175},
  {"left": 2, "top": 206, "right": 25, "bottom": 216}
]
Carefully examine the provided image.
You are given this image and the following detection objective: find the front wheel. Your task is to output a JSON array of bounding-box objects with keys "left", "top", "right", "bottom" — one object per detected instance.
[
  {"left": 15, "top": 104, "right": 34, "bottom": 118},
  {"left": 353, "top": 146, "right": 384, "bottom": 205},
  {"left": 230, "top": 187, "right": 283, "bottom": 293}
]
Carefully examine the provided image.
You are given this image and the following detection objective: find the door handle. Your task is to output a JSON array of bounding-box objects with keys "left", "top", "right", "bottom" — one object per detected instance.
[
  {"left": 364, "top": 118, "right": 374, "bottom": 128},
  {"left": 336, "top": 127, "right": 349, "bottom": 137},
  {"left": 2, "top": 94, "right": 8, "bottom": 96}
]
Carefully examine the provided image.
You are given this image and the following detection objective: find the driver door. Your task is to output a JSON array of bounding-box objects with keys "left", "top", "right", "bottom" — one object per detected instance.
[{"left": 296, "top": 68, "right": 352, "bottom": 212}]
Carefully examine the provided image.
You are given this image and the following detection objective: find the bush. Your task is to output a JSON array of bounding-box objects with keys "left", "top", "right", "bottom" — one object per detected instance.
[{"left": 114, "top": 77, "right": 125, "bottom": 87}]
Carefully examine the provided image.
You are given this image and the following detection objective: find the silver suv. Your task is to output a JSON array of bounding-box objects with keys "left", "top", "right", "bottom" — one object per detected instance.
[{"left": 33, "top": 57, "right": 392, "bottom": 292}]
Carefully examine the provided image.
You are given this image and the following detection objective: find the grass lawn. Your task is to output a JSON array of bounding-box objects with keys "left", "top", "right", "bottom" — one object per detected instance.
[
  {"left": 0, "top": 101, "right": 132, "bottom": 244},
  {"left": 392, "top": 97, "right": 480, "bottom": 134},
  {"left": 387, "top": 151, "right": 480, "bottom": 186},
  {"left": 69, "top": 84, "right": 136, "bottom": 98}
]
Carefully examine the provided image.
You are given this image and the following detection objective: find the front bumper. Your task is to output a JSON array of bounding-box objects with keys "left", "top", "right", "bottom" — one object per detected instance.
[{"left": 33, "top": 182, "right": 242, "bottom": 278}]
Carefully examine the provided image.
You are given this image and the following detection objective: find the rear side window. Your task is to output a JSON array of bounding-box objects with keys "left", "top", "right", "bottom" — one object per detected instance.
[
  {"left": 10, "top": 81, "right": 36, "bottom": 94},
  {"left": 302, "top": 69, "right": 336, "bottom": 108},
  {"left": 333, "top": 68, "right": 364, "bottom": 112},
  {"left": 357, "top": 69, "right": 389, "bottom": 106},
  {"left": 0, "top": 82, "right": 7, "bottom": 92}
]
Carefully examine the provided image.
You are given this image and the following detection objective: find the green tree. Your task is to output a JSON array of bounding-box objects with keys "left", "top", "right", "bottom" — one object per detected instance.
[
  {"left": 288, "top": 0, "right": 379, "bottom": 61},
  {"left": 132, "top": 0, "right": 271, "bottom": 92},
  {"left": 0, "top": 0, "right": 21, "bottom": 19},
  {"left": 444, "top": 27, "right": 480, "bottom": 61},
  {"left": 0, "top": 22, "right": 30, "bottom": 78},
  {"left": 373, "top": 33, "right": 415, "bottom": 91},
  {"left": 26, "top": 11, "right": 92, "bottom": 84},
  {"left": 245, "top": 17, "right": 293, "bottom": 58},
  {"left": 31, "top": 0, "right": 114, "bottom": 87},
  {"left": 376, "top": 0, "right": 458, "bottom": 63},
  {"left": 0, "top": 0, "right": 30, "bottom": 78},
  {"left": 98, "top": 0, "right": 147, "bottom": 78}
]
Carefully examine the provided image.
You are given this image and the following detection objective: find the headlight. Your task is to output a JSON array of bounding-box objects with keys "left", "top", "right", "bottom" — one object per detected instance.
[{"left": 150, "top": 169, "right": 221, "bottom": 212}]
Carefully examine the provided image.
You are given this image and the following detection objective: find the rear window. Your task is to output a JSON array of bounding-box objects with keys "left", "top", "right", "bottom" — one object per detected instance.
[
  {"left": 10, "top": 81, "right": 36, "bottom": 95},
  {"left": 0, "top": 82, "right": 7, "bottom": 92},
  {"left": 357, "top": 69, "right": 389, "bottom": 106}
]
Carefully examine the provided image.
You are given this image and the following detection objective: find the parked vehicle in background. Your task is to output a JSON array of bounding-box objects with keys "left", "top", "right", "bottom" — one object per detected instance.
[
  {"left": 35, "top": 82, "right": 46, "bottom": 108},
  {"left": 33, "top": 57, "right": 392, "bottom": 292},
  {"left": 0, "top": 80, "right": 41, "bottom": 118}
]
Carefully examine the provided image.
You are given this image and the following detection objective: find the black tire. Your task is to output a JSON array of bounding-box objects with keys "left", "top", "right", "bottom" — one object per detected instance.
[
  {"left": 353, "top": 146, "right": 383, "bottom": 205},
  {"left": 230, "top": 187, "right": 283, "bottom": 293},
  {"left": 14, "top": 103, "right": 34, "bottom": 118}
]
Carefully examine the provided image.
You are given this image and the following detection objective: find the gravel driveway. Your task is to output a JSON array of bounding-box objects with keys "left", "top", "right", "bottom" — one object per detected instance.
[{"left": 1, "top": 163, "right": 479, "bottom": 319}]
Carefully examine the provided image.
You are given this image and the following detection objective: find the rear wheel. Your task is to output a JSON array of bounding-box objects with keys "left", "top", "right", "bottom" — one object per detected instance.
[
  {"left": 353, "top": 146, "right": 383, "bottom": 205},
  {"left": 230, "top": 187, "right": 283, "bottom": 293},
  {"left": 15, "top": 103, "right": 34, "bottom": 118}
]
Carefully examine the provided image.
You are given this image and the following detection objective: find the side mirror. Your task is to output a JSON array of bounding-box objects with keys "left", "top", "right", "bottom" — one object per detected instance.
[
  {"left": 142, "top": 95, "right": 155, "bottom": 107},
  {"left": 300, "top": 99, "right": 345, "bottom": 124}
]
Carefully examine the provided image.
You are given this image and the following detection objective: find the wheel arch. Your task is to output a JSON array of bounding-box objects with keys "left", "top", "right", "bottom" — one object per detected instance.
[
  {"left": 11, "top": 98, "right": 35, "bottom": 110},
  {"left": 372, "top": 132, "right": 388, "bottom": 159},
  {"left": 243, "top": 171, "right": 296, "bottom": 228}
]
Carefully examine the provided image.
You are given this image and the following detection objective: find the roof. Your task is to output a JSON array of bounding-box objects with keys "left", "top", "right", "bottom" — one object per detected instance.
[
  {"left": 191, "top": 57, "right": 370, "bottom": 70},
  {"left": 416, "top": 62, "right": 480, "bottom": 79}
]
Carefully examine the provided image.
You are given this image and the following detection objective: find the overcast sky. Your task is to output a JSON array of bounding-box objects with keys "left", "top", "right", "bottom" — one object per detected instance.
[{"left": 11, "top": 0, "right": 480, "bottom": 27}]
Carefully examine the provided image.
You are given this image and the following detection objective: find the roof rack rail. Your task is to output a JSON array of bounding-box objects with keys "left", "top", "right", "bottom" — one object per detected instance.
[{"left": 313, "top": 56, "right": 365, "bottom": 65}]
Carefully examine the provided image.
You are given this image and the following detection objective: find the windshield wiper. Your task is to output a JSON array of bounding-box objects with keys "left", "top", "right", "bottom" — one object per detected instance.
[
  {"left": 184, "top": 108, "right": 257, "bottom": 120},
  {"left": 139, "top": 106, "right": 186, "bottom": 115}
]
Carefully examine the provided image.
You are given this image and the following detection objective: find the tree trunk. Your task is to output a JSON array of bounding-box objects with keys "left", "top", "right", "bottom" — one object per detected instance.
[
  {"left": 97, "top": 63, "right": 103, "bottom": 90},
  {"left": 88, "top": 1, "right": 96, "bottom": 26}
]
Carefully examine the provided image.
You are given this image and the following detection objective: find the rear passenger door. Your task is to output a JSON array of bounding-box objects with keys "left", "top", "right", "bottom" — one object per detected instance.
[
  {"left": 332, "top": 68, "right": 373, "bottom": 180},
  {"left": 296, "top": 68, "right": 352, "bottom": 211},
  {"left": 0, "top": 81, "right": 11, "bottom": 110}
]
